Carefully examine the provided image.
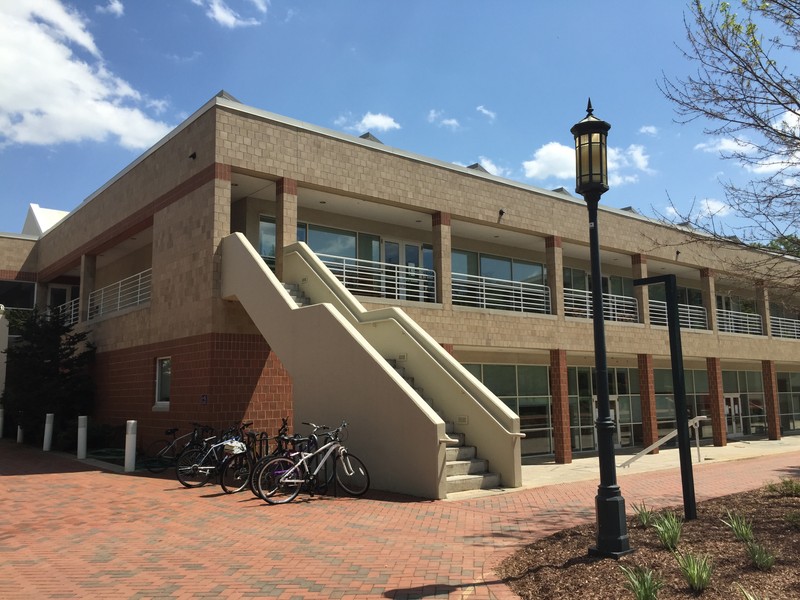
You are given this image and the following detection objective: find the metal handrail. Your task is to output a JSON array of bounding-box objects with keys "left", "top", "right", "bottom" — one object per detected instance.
[
  {"left": 564, "top": 288, "right": 639, "bottom": 322},
  {"left": 316, "top": 253, "right": 436, "bottom": 303},
  {"left": 452, "top": 273, "right": 551, "bottom": 314},
  {"left": 88, "top": 268, "right": 152, "bottom": 320},
  {"left": 649, "top": 300, "right": 708, "bottom": 330},
  {"left": 619, "top": 415, "right": 709, "bottom": 468},
  {"left": 771, "top": 315, "right": 800, "bottom": 339},
  {"left": 717, "top": 309, "right": 762, "bottom": 335},
  {"left": 52, "top": 297, "right": 80, "bottom": 326}
]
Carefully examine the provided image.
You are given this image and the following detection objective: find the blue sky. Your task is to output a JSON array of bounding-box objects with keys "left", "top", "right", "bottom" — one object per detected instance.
[{"left": 0, "top": 0, "right": 746, "bottom": 234}]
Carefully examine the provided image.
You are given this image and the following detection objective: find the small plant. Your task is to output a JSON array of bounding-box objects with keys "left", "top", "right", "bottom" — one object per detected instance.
[
  {"left": 745, "top": 541, "right": 776, "bottom": 571},
  {"left": 764, "top": 477, "right": 800, "bottom": 497},
  {"left": 736, "top": 583, "right": 766, "bottom": 599},
  {"left": 674, "top": 550, "right": 713, "bottom": 592},
  {"left": 620, "top": 564, "right": 663, "bottom": 600},
  {"left": 652, "top": 510, "right": 683, "bottom": 551},
  {"left": 786, "top": 511, "right": 800, "bottom": 530},
  {"left": 632, "top": 502, "right": 656, "bottom": 529},
  {"left": 721, "top": 509, "right": 754, "bottom": 542}
]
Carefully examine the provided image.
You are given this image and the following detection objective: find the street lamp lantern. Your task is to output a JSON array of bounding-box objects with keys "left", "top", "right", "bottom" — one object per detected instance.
[{"left": 571, "top": 100, "right": 633, "bottom": 559}]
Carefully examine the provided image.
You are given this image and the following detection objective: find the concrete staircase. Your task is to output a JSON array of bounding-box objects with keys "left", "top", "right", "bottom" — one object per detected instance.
[
  {"left": 283, "top": 283, "right": 310, "bottom": 307},
  {"left": 387, "top": 359, "right": 501, "bottom": 495}
]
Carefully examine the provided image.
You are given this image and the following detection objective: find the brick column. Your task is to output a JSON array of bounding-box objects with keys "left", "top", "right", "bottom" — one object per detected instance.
[
  {"left": 275, "top": 178, "right": 298, "bottom": 280},
  {"left": 78, "top": 254, "right": 96, "bottom": 323},
  {"left": 632, "top": 254, "right": 649, "bottom": 324},
  {"left": 701, "top": 268, "right": 717, "bottom": 332},
  {"left": 707, "top": 357, "right": 726, "bottom": 446},
  {"left": 432, "top": 212, "right": 452, "bottom": 308},
  {"left": 545, "top": 236, "right": 564, "bottom": 318},
  {"left": 440, "top": 342, "right": 454, "bottom": 355},
  {"left": 762, "top": 360, "right": 781, "bottom": 440},
  {"left": 637, "top": 354, "right": 658, "bottom": 453},
  {"left": 550, "top": 349, "right": 571, "bottom": 464},
  {"left": 756, "top": 282, "right": 771, "bottom": 337}
]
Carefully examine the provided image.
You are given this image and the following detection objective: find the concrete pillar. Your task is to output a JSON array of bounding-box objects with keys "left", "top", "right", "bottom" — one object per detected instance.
[
  {"left": 707, "top": 357, "right": 726, "bottom": 446},
  {"left": 637, "top": 354, "right": 658, "bottom": 452},
  {"left": 550, "top": 349, "right": 571, "bottom": 464},
  {"left": 43, "top": 413, "right": 54, "bottom": 451},
  {"left": 432, "top": 212, "right": 452, "bottom": 308},
  {"left": 275, "top": 177, "right": 298, "bottom": 281},
  {"left": 632, "top": 254, "right": 649, "bottom": 325},
  {"left": 756, "top": 282, "right": 771, "bottom": 337},
  {"left": 79, "top": 254, "right": 97, "bottom": 323},
  {"left": 545, "top": 236, "right": 564, "bottom": 318},
  {"left": 77, "top": 416, "right": 88, "bottom": 460},
  {"left": 700, "top": 268, "right": 717, "bottom": 332},
  {"left": 762, "top": 360, "right": 781, "bottom": 440},
  {"left": 124, "top": 420, "right": 137, "bottom": 472}
]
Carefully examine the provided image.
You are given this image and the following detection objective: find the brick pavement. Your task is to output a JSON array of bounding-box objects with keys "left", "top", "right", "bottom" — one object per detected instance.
[{"left": 0, "top": 440, "right": 798, "bottom": 599}]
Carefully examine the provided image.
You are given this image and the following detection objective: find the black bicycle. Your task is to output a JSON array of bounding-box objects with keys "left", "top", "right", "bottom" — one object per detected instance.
[
  {"left": 144, "top": 423, "right": 213, "bottom": 473},
  {"left": 175, "top": 422, "right": 249, "bottom": 488}
]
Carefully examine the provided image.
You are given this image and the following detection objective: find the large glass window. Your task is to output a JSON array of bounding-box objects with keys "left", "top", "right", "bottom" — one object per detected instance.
[
  {"left": 155, "top": 357, "right": 171, "bottom": 407},
  {"left": 777, "top": 372, "right": 800, "bottom": 434},
  {"left": 0, "top": 281, "right": 35, "bottom": 309}
]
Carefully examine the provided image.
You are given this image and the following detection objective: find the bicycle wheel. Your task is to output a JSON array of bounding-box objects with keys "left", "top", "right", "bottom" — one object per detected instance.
[
  {"left": 145, "top": 439, "right": 173, "bottom": 473},
  {"left": 176, "top": 448, "right": 212, "bottom": 488},
  {"left": 257, "top": 457, "right": 301, "bottom": 504},
  {"left": 335, "top": 453, "right": 369, "bottom": 497},
  {"left": 220, "top": 453, "right": 251, "bottom": 494}
]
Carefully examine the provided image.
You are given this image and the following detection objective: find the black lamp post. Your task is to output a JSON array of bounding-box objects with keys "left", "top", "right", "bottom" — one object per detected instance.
[{"left": 571, "top": 99, "right": 633, "bottom": 558}]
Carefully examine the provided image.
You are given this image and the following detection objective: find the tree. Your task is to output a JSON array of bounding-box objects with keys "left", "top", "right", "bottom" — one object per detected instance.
[
  {"left": 2, "top": 308, "right": 95, "bottom": 442},
  {"left": 660, "top": 0, "right": 800, "bottom": 298}
]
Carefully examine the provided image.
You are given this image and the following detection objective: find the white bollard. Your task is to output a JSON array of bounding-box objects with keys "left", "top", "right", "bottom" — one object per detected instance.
[
  {"left": 43, "top": 413, "right": 54, "bottom": 452},
  {"left": 17, "top": 425, "right": 23, "bottom": 443},
  {"left": 124, "top": 420, "right": 137, "bottom": 472},
  {"left": 77, "top": 416, "right": 87, "bottom": 459}
]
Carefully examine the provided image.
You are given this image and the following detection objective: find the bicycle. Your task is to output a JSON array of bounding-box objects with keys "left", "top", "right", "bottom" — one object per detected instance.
[
  {"left": 219, "top": 427, "right": 268, "bottom": 494},
  {"left": 175, "top": 422, "right": 249, "bottom": 488},
  {"left": 144, "top": 423, "right": 213, "bottom": 473},
  {"left": 256, "top": 421, "right": 369, "bottom": 504}
]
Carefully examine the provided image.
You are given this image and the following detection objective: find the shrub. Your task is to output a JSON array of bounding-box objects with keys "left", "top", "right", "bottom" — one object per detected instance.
[
  {"left": 721, "top": 509, "right": 754, "bottom": 542},
  {"left": 745, "top": 541, "right": 776, "bottom": 571},
  {"left": 764, "top": 477, "right": 800, "bottom": 497},
  {"left": 786, "top": 511, "right": 800, "bottom": 531},
  {"left": 652, "top": 510, "right": 683, "bottom": 551},
  {"left": 619, "top": 564, "right": 663, "bottom": 600},
  {"left": 674, "top": 550, "right": 713, "bottom": 593},
  {"left": 632, "top": 502, "right": 656, "bottom": 529}
]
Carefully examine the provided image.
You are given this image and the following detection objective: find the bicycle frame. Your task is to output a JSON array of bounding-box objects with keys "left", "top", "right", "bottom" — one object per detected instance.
[{"left": 279, "top": 438, "right": 342, "bottom": 485}]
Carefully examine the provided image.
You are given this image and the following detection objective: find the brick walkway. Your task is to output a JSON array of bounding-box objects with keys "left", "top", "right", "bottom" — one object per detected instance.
[{"left": 1, "top": 440, "right": 798, "bottom": 599}]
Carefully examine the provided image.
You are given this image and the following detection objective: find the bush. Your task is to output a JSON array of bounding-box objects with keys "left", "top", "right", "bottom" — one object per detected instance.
[
  {"left": 722, "top": 509, "right": 754, "bottom": 542},
  {"left": 674, "top": 550, "right": 713, "bottom": 592},
  {"left": 619, "top": 565, "right": 663, "bottom": 600},
  {"left": 786, "top": 511, "right": 800, "bottom": 531},
  {"left": 764, "top": 477, "right": 800, "bottom": 497},
  {"left": 745, "top": 541, "right": 776, "bottom": 571},
  {"left": 652, "top": 511, "right": 683, "bottom": 551}
]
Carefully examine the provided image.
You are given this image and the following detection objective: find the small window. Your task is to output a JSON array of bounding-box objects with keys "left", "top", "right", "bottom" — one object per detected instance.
[{"left": 155, "top": 357, "right": 171, "bottom": 406}]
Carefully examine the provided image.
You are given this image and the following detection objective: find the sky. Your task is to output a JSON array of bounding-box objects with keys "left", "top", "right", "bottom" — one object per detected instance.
[{"left": 0, "top": 0, "right": 750, "bottom": 235}]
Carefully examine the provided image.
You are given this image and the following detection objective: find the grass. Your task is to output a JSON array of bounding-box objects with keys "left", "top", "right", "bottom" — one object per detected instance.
[
  {"left": 721, "top": 509, "right": 754, "bottom": 542},
  {"left": 764, "top": 477, "right": 800, "bottom": 497},
  {"left": 651, "top": 510, "right": 683, "bottom": 551},
  {"left": 673, "top": 550, "right": 713, "bottom": 592},
  {"left": 632, "top": 502, "right": 656, "bottom": 529},
  {"left": 745, "top": 541, "right": 776, "bottom": 571},
  {"left": 620, "top": 564, "right": 663, "bottom": 600}
]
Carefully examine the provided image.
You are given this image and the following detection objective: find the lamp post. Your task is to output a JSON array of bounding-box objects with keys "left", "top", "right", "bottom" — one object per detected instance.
[{"left": 571, "top": 99, "right": 632, "bottom": 558}]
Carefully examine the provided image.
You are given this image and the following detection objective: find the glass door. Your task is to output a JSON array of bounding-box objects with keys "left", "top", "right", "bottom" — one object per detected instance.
[
  {"left": 593, "top": 395, "right": 622, "bottom": 449},
  {"left": 384, "top": 241, "right": 423, "bottom": 301},
  {"left": 724, "top": 395, "right": 744, "bottom": 438}
]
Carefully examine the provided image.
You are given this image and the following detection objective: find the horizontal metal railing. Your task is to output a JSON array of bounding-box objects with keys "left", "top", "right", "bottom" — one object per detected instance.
[
  {"left": 316, "top": 254, "right": 436, "bottom": 303},
  {"left": 771, "top": 316, "right": 800, "bottom": 339},
  {"left": 452, "top": 273, "right": 551, "bottom": 314},
  {"left": 717, "top": 308, "right": 762, "bottom": 335},
  {"left": 649, "top": 300, "right": 708, "bottom": 329},
  {"left": 52, "top": 297, "right": 80, "bottom": 326},
  {"left": 564, "top": 288, "right": 639, "bottom": 322},
  {"left": 88, "top": 268, "right": 152, "bottom": 320}
]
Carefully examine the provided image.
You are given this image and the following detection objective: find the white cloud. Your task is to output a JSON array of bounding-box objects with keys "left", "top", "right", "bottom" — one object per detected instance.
[
  {"left": 193, "top": 0, "right": 261, "bottom": 28},
  {"left": 0, "top": 0, "right": 171, "bottom": 150},
  {"left": 336, "top": 112, "right": 401, "bottom": 133},
  {"left": 477, "top": 156, "right": 510, "bottom": 178},
  {"left": 522, "top": 142, "right": 574, "bottom": 179},
  {"left": 639, "top": 125, "right": 658, "bottom": 136},
  {"left": 694, "top": 137, "right": 743, "bottom": 154},
  {"left": 697, "top": 198, "right": 731, "bottom": 218},
  {"left": 248, "top": 0, "right": 269, "bottom": 13},
  {"left": 476, "top": 105, "right": 496, "bottom": 121},
  {"left": 96, "top": 0, "right": 124, "bottom": 17},
  {"left": 427, "top": 109, "right": 441, "bottom": 123},
  {"left": 427, "top": 109, "right": 460, "bottom": 130}
]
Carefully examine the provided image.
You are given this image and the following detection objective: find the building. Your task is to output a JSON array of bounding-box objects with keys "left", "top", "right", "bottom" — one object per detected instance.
[{"left": 1, "top": 91, "right": 799, "bottom": 499}]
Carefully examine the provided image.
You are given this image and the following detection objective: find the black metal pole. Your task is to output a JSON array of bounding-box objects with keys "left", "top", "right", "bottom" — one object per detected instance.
[
  {"left": 633, "top": 274, "right": 697, "bottom": 520},
  {"left": 585, "top": 195, "right": 632, "bottom": 558}
]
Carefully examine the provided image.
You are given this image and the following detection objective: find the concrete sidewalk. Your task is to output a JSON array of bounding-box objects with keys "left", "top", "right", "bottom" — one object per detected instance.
[{"left": 1, "top": 437, "right": 798, "bottom": 599}]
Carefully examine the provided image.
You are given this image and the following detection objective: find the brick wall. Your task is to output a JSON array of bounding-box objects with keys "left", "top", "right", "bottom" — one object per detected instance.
[{"left": 93, "top": 332, "right": 292, "bottom": 448}]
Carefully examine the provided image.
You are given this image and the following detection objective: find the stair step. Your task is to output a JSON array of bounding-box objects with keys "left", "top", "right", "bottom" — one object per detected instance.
[
  {"left": 446, "top": 472, "right": 501, "bottom": 493},
  {"left": 446, "top": 445, "right": 475, "bottom": 461},
  {"left": 444, "top": 432, "right": 465, "bottom": 446},
  {"left": 282, "top": 284, "right": 310, "bottom": 306},
  {"left": 445, "top": 458, "right": 488, "bottom": 477}
]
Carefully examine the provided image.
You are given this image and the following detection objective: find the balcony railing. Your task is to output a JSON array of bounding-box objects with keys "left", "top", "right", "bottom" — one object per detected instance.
[
  {"left": 649, "top": 300, "right": 708, "bottom": 330},
  {"left": 88, "top": 268, "right": 152, "bottom": 320},
  {"left": 316, "top": 254, "right": 436, "bottom": 303},
  {"left": 52, "top": 297, "right": 80, "bottom": 326},
  {"left": 771, "top": 316, "right": 800, "bottom": 339},
  {"left": 717, "top": 309, "right": 762, "bottom": 335},
  {"left": 564, "top": 288, "right": 639, "bottom": 323},
  {"left": 452, "top": 273, "right": 551, "bottom": 314}
]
